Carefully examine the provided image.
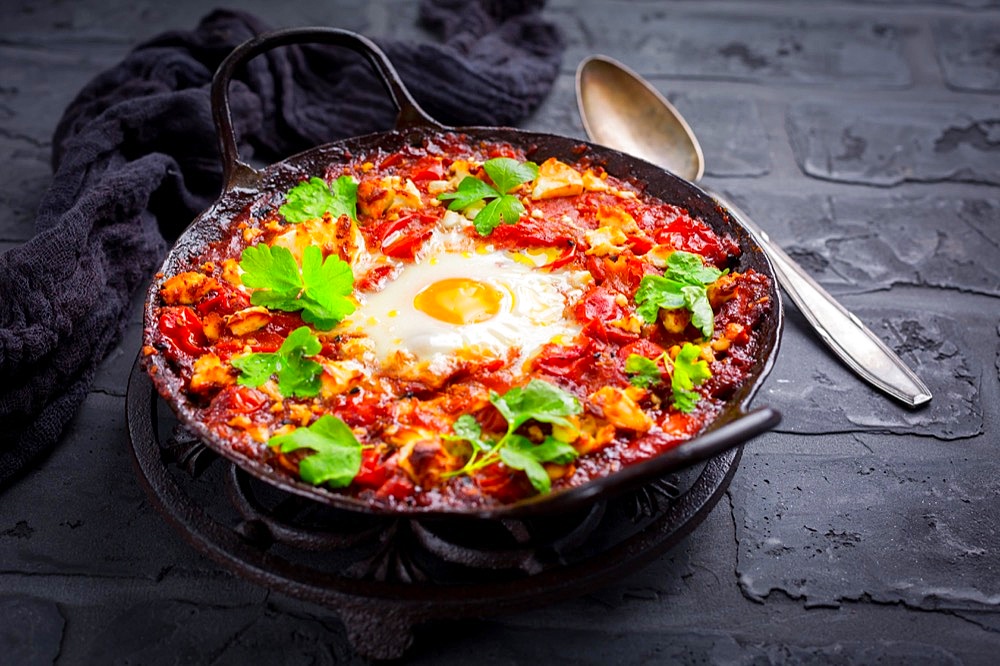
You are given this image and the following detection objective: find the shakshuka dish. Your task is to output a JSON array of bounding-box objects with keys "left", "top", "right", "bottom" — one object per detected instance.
[{"left": 143, "top": 132, "right": 773, "bottom": 511}]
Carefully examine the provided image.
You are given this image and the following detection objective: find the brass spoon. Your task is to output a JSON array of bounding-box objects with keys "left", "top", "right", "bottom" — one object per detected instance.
[{"left": 576, "top": 55, "right": 932, "bottom": 407}]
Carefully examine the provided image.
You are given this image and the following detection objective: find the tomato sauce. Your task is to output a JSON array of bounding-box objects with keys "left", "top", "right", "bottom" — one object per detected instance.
[{"left": 145, "top": 132, "right": 773, "bottom": 511}]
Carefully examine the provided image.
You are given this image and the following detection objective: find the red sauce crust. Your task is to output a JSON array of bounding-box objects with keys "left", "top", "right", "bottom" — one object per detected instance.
[{"left": 145, "top": 132, "right": 773, "bottom": 510}]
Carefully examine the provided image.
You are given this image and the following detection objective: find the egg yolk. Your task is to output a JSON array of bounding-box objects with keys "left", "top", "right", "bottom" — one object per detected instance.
[{"left": 413, "top": 278, "right": 504, "bottom": 325}]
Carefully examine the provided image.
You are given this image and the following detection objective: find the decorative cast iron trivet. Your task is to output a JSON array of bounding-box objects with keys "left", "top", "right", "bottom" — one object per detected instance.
[{"left": 126, "top": 357, "right": 742, "bottom": 659}]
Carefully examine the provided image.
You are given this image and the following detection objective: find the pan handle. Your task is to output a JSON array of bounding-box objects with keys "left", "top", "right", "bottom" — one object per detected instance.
[{"left": 211, "top": 27, "right": 445, "bottom": 190}]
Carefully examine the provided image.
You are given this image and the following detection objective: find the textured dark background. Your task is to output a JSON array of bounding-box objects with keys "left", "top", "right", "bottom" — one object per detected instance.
[{"left": 2, "top": 0, "right": 999, "bottom": 663}]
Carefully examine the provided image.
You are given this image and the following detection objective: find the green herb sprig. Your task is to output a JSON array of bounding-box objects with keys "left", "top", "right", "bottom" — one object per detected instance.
[
  {"left": 633, "top": 250, "right": 724, "bottom": 338},
  {"left": 268, "top": 414, "right": 362, "bottom": 487},
  {"left": 437, "top": 157, "right": 538, "bottom": 235},
  {"left": 231, "top": 326, "right": 323, "bottom": 398},
  {"left": 447, "top": 379, "right": 580, "bottom": 494},
  {"left": 279, "top": 176, "right": 358, "bottom": 224},
  {"left": 624, "top": 342, "right": 713, "bottom": 413},
  {"left": 239, "top": 244, "right": 355, "bottom": 331},
  {"left": 623, "top": 354, "right": 664, "bottom": 389}
]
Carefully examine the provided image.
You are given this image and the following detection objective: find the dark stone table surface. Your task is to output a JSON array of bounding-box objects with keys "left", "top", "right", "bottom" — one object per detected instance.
[{"left": 2, "top": 0, "right": 999, "bottom": 663}]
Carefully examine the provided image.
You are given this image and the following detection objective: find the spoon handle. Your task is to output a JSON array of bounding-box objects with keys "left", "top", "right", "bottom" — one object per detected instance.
[{"left": 712, "top": 193, "right": 932, "bottom": 408}]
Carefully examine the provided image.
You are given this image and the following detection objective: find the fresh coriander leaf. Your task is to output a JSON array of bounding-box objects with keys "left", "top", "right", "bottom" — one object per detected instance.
[
  {"left": 329, "top": 175, "right": 359, "bottom": 221},
  {"left": 249, "top": 289, "right": 302, "bottom": 313},
  {"left": 279, "top": 176, "right": 357, "bottom": 224},
  {"left": 268, "top": 414, "right": 362, "bottom": 487},
  {"left": 672, "top": 342, "right": 712, "bottom": 413},
  {"left": 489, "top": 379, "right": 582, "bottom": 432},
  {"left": 683, "top": 284, "right": 715, "bottom": 339},
  {"left": 239, "top": 244, "right": 355, "bottom": 331},
  {"left": 663, "top": 250, "right": 723, "bottom": 284},
  {"left": 634, "top": 275, "right": 686, "bottom": 323},
  {"left": 500, "top": 434, "right": 578, "bottom": 494},
  {"left": 279, "top": 177, "right": 329, "bottom": 223},
  {"left": 231, "top": 326, "right": 323, "bottom": 398},
  {"left": 524, "top": 436, "right": 579, "bottom": 465},
  {"left": 240, "top": 244, "right": 301, "bottom": 293},
  {"left": 280, "top": 325, "right": 322, "bottom": 356},
  {"left": 449, "top": 380, "right": 582, "bottom": 494},
  {"left": 673, "top": 387, "right": 700, "bottom": 414},
  {"left": 231, "top": 353, "right": 279, "bottom": 388},
  {"left": 298, "top": 245, "right": 356, "bottom": 329},
  {"left": 473, "top": 195, "right": 525, "bottom": 235},
  {"left": 625, "top": 354, "right": 664, "bottom": 389},
  {"left": 435, "top": 157, "right": 537, "bottom": 236},
  {"left": 500, "top": 439, "right": 552, "bottom": 494},
  {"left": 633, "top": 251, "right": 723, "bottom": 337},
  {"left": 451, "top": 414, "right": 492, "bottom": 453},
  {"left": 483, "top": 157, "right": 539, "bottom": 194},
  {"left": 275, "top": 326, "right": 323, "bottom": 397},
  {"left": 437, "top": 177, "right": 497, "bottom": 212}
]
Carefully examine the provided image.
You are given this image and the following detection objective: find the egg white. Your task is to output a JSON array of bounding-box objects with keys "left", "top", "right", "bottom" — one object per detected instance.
[{"left": 341, "top": 249, "right": 590, "bottom": 368}]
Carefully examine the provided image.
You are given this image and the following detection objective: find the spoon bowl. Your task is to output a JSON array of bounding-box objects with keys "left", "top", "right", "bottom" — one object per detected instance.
[
  {"left": 575, "top": 55, "right": 932, "bottom": 408},
  {"left": 576, "top": 56, "right": 704, "bottom": 181}
]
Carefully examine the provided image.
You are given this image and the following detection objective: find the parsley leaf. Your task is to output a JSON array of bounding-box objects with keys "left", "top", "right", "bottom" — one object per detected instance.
[
  {"left": 484, "top": 157, "right": 539, "bottom": 194},
  {"left": 499, "top": 435, "right": 578, "bottom": 494},
  {"left": 437, "top": 157, "right": 538, "bottom": 236},
  {"left": 239, "top": 244, "right": 355, "bottom": 331},
  {"left": 624, "top": 354, "right": 664, "bottom": 389},
  {"left": 448, "top": 379, "right": 582, "bottom": 494},
  {"left": 490, "top": 379, "right": 581, "bottom": 431},
  {"left": 626, "top": 345, "right": 712, "bottom": 413},
  {"left": 672, "top": 343, "right": 712, "bottom": 413},
  {"left": 279, "top": 176, "right": 358, "bottom": 224},
  {"left": 665, "top": 250, "right": 724, "bottom": 284},
  {"left": 268, "top": 415, "right": 362, "bottom": 487},
  {"left": 451, "top": 414, "right": 493, "bottom": 453},
  {"left": 634, "top": 250, "right": 723, "bottom": 338},
  {"left": 232, "top": 326, "right": 323, "bottom": 398},
  {"left": 437, "top": 177, "right": 496, "bottom": 212}
]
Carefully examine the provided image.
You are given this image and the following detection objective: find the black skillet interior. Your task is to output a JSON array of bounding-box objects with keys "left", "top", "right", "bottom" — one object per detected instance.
[{"left": 142, "top": 28, "right": 783, "bottom": 520}]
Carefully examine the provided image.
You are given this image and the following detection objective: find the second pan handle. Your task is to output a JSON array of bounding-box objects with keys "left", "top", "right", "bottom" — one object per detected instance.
[{"left": 210, "top": 27, "right": 445, "bottom": 189}]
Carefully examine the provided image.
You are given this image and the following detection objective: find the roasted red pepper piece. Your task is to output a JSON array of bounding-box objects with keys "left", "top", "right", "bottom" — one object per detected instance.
[
  {"left": 476, "top": 462, "right": 530, "bottom": 503},
  {"left": 575, "top": 286, "right": 623, "bottom": 323},
  {"left": 378, "top": 152, "right": 403, "bottom": 170},
  {"left": 490, "top": 214, "right": 578, "bottom": 248},
  {"left": 213, "top": 385, "right": 266, "bottom": 414},
  {"left": 356, "top": 264, "right": 397, "bottom": 291},
  {"left": 158, "top": 306, "right": 207, "bottom": 356},
  {"left": 376, "top": 473, "right": 415, "bottom": 501},
  {"left": 627, "top": 235, "right": 654, "bottom": 255},
  {"left": 531, "top": 338, "right": 596, "bottom": 379},
  {"left": 354, "top": 449, "right": 390, "bottom": 489},
  {"left": 411, "top": 157, "right": 445, "bottom": 181},
  {"left": 374, "top": 212, "right": 438, "bottom": 260},
  {"left": 620, "top": 338, "right": 666, "bottom": 363},
  {"left": 542, "top": 242, "right": 578, "bottom": 270},
  {"left": 196, "top": 286, "right": 249, "bottom": 316},
  {"left": 654, "top": 215, "right": 738, "bottom": 267}
]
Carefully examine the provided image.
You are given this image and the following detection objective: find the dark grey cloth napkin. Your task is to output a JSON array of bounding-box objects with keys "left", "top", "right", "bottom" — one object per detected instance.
[{"left": 0, "top": 1, "right": 563, "bottom": 486}]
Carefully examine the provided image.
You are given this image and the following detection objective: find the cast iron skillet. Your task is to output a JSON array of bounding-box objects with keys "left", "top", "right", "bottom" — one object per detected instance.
[{"left": 142, "top": 28, "right": 783, "bottom": 519}]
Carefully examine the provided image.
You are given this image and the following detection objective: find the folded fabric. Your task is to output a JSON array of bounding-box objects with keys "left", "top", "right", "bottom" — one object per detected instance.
[{"left": 0, "top": 1, "right": 563, "bottom": 487}]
